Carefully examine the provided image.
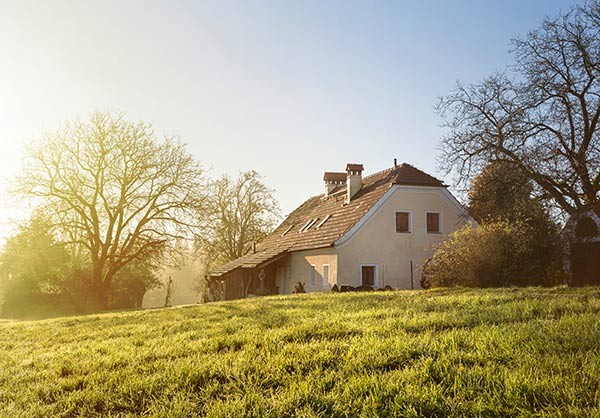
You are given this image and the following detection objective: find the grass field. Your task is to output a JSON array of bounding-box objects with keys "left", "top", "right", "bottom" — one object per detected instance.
[{"left": 1, "top": 287, "right": 599, "bottom": 417}]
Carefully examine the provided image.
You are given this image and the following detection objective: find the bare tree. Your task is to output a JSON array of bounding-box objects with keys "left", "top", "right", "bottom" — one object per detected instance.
[
  {"left": 437, "top": 1, "right": 600, "bottom": 215},
  {"left": 16, "top": 112, "right": 207, "bottom": 308},
  {"left": 201, "top": 171, "right": 280, "bottom": 270}
]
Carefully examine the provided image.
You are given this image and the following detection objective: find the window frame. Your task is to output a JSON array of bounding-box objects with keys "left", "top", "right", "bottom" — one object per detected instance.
[
  {"left": 300, "top": 218, "right": 319, "bottom": 233},
  {"left": 281, "top": 225, "right": 294, "bottom": 237},
  {"left": 309, "top": 264, "right": 316, "bottom": 287},
  {"left": 359, "top": 263, "right": 378, "bottom": 288},
  {"left": 322, "top": 264, "right": 330, "bottom": 288},
  {"left": 316, "top": 214, "right": 332, "bottom": 229},
  {"left": 426, "top": 211, "right": 442, "bottom": 234},
  {"left": 299, "top": 219, "right": 313, "bottom": 233},
  {"left": 394, "top": 210, "right": 412, "bottom": 234}
]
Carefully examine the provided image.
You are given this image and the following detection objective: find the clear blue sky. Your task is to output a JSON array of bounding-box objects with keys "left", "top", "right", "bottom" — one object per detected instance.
[{"left": 0, "top": 0, "right": 583, "bottom": 240}]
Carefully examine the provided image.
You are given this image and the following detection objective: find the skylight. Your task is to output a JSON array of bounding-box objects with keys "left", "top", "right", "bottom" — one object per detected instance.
[
  {"left": 299, "top": 219, "right": 313, "bottom": 233},
  {"left": 305, "top": 218, "right": 319, "bottom": 231},
  {"left": 299, "top": 218, "right": 319, "bottom": 233},
  {"left": 316, "top": 214, "right": 332, "bottom": 229},
  {"left": 281, "top": 225, "right": 294, "bottom": 237}
]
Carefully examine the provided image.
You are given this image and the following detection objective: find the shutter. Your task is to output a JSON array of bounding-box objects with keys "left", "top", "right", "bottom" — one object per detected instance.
[
  {"left": 395, "top": 212, "right": 409, "bottom": 233},
  {"left": 427, "top": 213, "right": 440, "bottom": 233}
]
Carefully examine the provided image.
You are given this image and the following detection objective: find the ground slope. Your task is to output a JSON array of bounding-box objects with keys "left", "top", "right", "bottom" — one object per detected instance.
[{"left": 1, "top": 287, "right": 599, "bottom": 417}]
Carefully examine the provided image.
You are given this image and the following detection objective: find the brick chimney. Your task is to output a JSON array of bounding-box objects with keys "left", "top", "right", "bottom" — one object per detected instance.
[
  {"left": 346, "top": 163, "right": 364, "bottom": 202},
  {"left": 323, "top": 172, "right": 346, "bottom": 197}
]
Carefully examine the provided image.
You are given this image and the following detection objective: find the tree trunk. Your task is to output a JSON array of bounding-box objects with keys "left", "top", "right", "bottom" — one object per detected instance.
[{"left": 88, "top": 266, "right": 111, "bottom": 312}]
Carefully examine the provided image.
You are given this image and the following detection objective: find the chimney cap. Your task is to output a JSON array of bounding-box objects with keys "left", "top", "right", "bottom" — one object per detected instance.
[
  {"left": 346, "top": 163, "right": 364, "bottom": 172},
  {"left": 323, "top": 172, "right": 347, "bottom": 182}
]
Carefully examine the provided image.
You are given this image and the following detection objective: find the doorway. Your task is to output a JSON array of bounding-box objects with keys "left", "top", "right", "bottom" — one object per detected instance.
[
  {"left": 571, "top": 242, "right": 600, "bottom": 285},
  {"left": 361, "top": 265, "right": 377, "bottom": 288}
]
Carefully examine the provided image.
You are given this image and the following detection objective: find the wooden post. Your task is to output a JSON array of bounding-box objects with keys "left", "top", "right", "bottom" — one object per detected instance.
[{"left": 410, "top": 261, "right": 414, "bottom": 290}]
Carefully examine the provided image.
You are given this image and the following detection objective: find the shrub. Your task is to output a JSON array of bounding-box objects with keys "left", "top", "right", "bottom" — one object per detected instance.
[
  {"left": 293, "top": 282, "right": 306, "bottom": 293},
  {"left": 0, "top": 216, "right": 74, "bottom": 318},
  {"left": 422, "top": 220, "right": 563, "bottom": 288}
]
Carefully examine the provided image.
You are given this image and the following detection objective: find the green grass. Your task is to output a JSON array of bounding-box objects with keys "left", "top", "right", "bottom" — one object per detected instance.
[{"left": 1, "top": 287, "right": 600, "bottom": 417}]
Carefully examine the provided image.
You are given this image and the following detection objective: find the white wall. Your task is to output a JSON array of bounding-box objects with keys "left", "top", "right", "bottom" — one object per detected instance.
[
  {"left": 336, "top": 186, "right": 470, "bottom": 289},
  {"left": 282, "top": 248, "right": 338, "bottom": 293}
]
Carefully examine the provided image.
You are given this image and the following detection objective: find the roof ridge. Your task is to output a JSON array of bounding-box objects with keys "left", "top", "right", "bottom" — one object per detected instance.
[
  {"left": 362, "top": 165, "right": 396, "bottom": 181},
  {"left": 402, "top": 162, "right": 434, "bottom": 175}
]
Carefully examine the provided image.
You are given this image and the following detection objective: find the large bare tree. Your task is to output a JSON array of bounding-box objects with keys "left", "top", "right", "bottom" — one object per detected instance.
[
  {"left": 437, "top": 1, "right": 600, "bottom": 215},
  {"left": 17, "top": 112, "right": 207, "bottom": 308},
  {"left": 202, "top": 171, "right": 280, "bottom": 270}
]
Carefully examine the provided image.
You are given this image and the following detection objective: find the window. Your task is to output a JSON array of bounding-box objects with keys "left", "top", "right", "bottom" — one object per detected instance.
[
  {"left": 305, "top": 218, "right": 319, "bottom": 231},
  {"left": 309, "top": 265, "right": 316, "bottom": 287},
  {"left": 281, "top": 225, "right": 294, "bottom": 237},
  {"left": 395, "top": 211, "right": 411, "bottom": 233},
  {"left": 299, "top": 219, "right": 313, "bottom": 233},
  {"left": 300, "top": 218, "right": 319, "bottom": 233},
  {"left": 322, "top": 264, "right": 330, "bottom": 288},
  {"left": 316, "top": 214, "right": 332, "bottom": 229},
  {"left": 427, "top": 212, "right": 441, "bottom": 233},
  {"left": 360, "top": 265, "right": 377, "bottom": 288}
]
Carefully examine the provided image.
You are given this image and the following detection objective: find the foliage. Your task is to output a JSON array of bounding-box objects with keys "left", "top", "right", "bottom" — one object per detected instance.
[
  {"left": 468, "top": 160, "right": 544, "bottom": 223},
  {"left": 0, "top": 216, "right": 162, "bottom": 316},
  {"left": 0, "top": 288, "right": 599, "bottom": 416},
  {"left": 107, "top": 260, "right": 160, "bottom": 310},
  {"left": 437, "top": 1, "right": 600, "bottom": 214},
  {"left": 16, "top": 112, "right": 207, "bottom": 309},
  {"left": 201, "top": 171, "right": 280, "bottom": 271},
  {"left": 461, "top": 160, "right": 563, "bottom": 288},
  {"left": 422, "top": 221, "right": 562, "bottom": 288},
  {"left": 0, "top": 216, "right": 72, "bottom": 317},
  {"left": 293, "top": 281, "right": 306, "bottom": 293}
]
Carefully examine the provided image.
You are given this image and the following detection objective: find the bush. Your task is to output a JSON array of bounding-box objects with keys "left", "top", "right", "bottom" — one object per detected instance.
[
  {"left": 107, "top": 262, "right": 160, "bottom": 310},
  {"left": 422, "top": 220, "right": 563, "bottom": 288},
  {"left": 0, "top": 216, "right": 74, "bottom": 318}
]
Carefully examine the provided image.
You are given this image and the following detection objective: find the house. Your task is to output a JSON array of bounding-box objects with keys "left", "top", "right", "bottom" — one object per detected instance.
[
  {"left": 561, "top": 204, "right": 600, "bottom": 285},
  {"left": 206, "top": 161, "right": 473, "bottom": 300}
]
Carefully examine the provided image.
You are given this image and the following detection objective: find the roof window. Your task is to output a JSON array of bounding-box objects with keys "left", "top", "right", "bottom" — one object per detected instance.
[
  {"left": 300, "top": 218, "right": 319, "bottom": 233},
  {"left": 316, "top": 214, "right": 332, "bottom": 229},
  {"left": 299, "top": 219, "right": 312, "bottom": 233},
  {"left": 281, "top": 225, "right": 294, "bottom": 237}
]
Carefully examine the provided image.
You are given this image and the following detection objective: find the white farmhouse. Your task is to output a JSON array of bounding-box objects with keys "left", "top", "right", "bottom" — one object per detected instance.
[{"left": 207, "top": 161, "right": 473, "bottom": 300}]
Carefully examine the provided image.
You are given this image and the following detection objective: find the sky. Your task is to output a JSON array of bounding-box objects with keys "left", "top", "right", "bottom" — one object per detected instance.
[{"left": 0, "top": 0, "right": 584, "bottom": 242}]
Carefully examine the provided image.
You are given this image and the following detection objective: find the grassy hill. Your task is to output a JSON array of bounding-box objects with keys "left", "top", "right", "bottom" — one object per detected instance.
[{"left": 1, "top": 287, "right": 599, "bottom": 417}]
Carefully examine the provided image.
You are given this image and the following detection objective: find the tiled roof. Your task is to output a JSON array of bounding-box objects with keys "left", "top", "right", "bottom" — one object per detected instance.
[
  {"left": 208, "top": 163, "right": 445, "bottom": 277},
  {"left": 323, "top": 172, "right": 347, "bottom": 182},
  {"left": 207, "top": 247, "right": 289, "bottom": 276},
  {"left": 389, "top": 164, "right": 446, "bottom": 187},
  {"left": 346, "top": 163, "right": 364, "bottom": 171}
]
